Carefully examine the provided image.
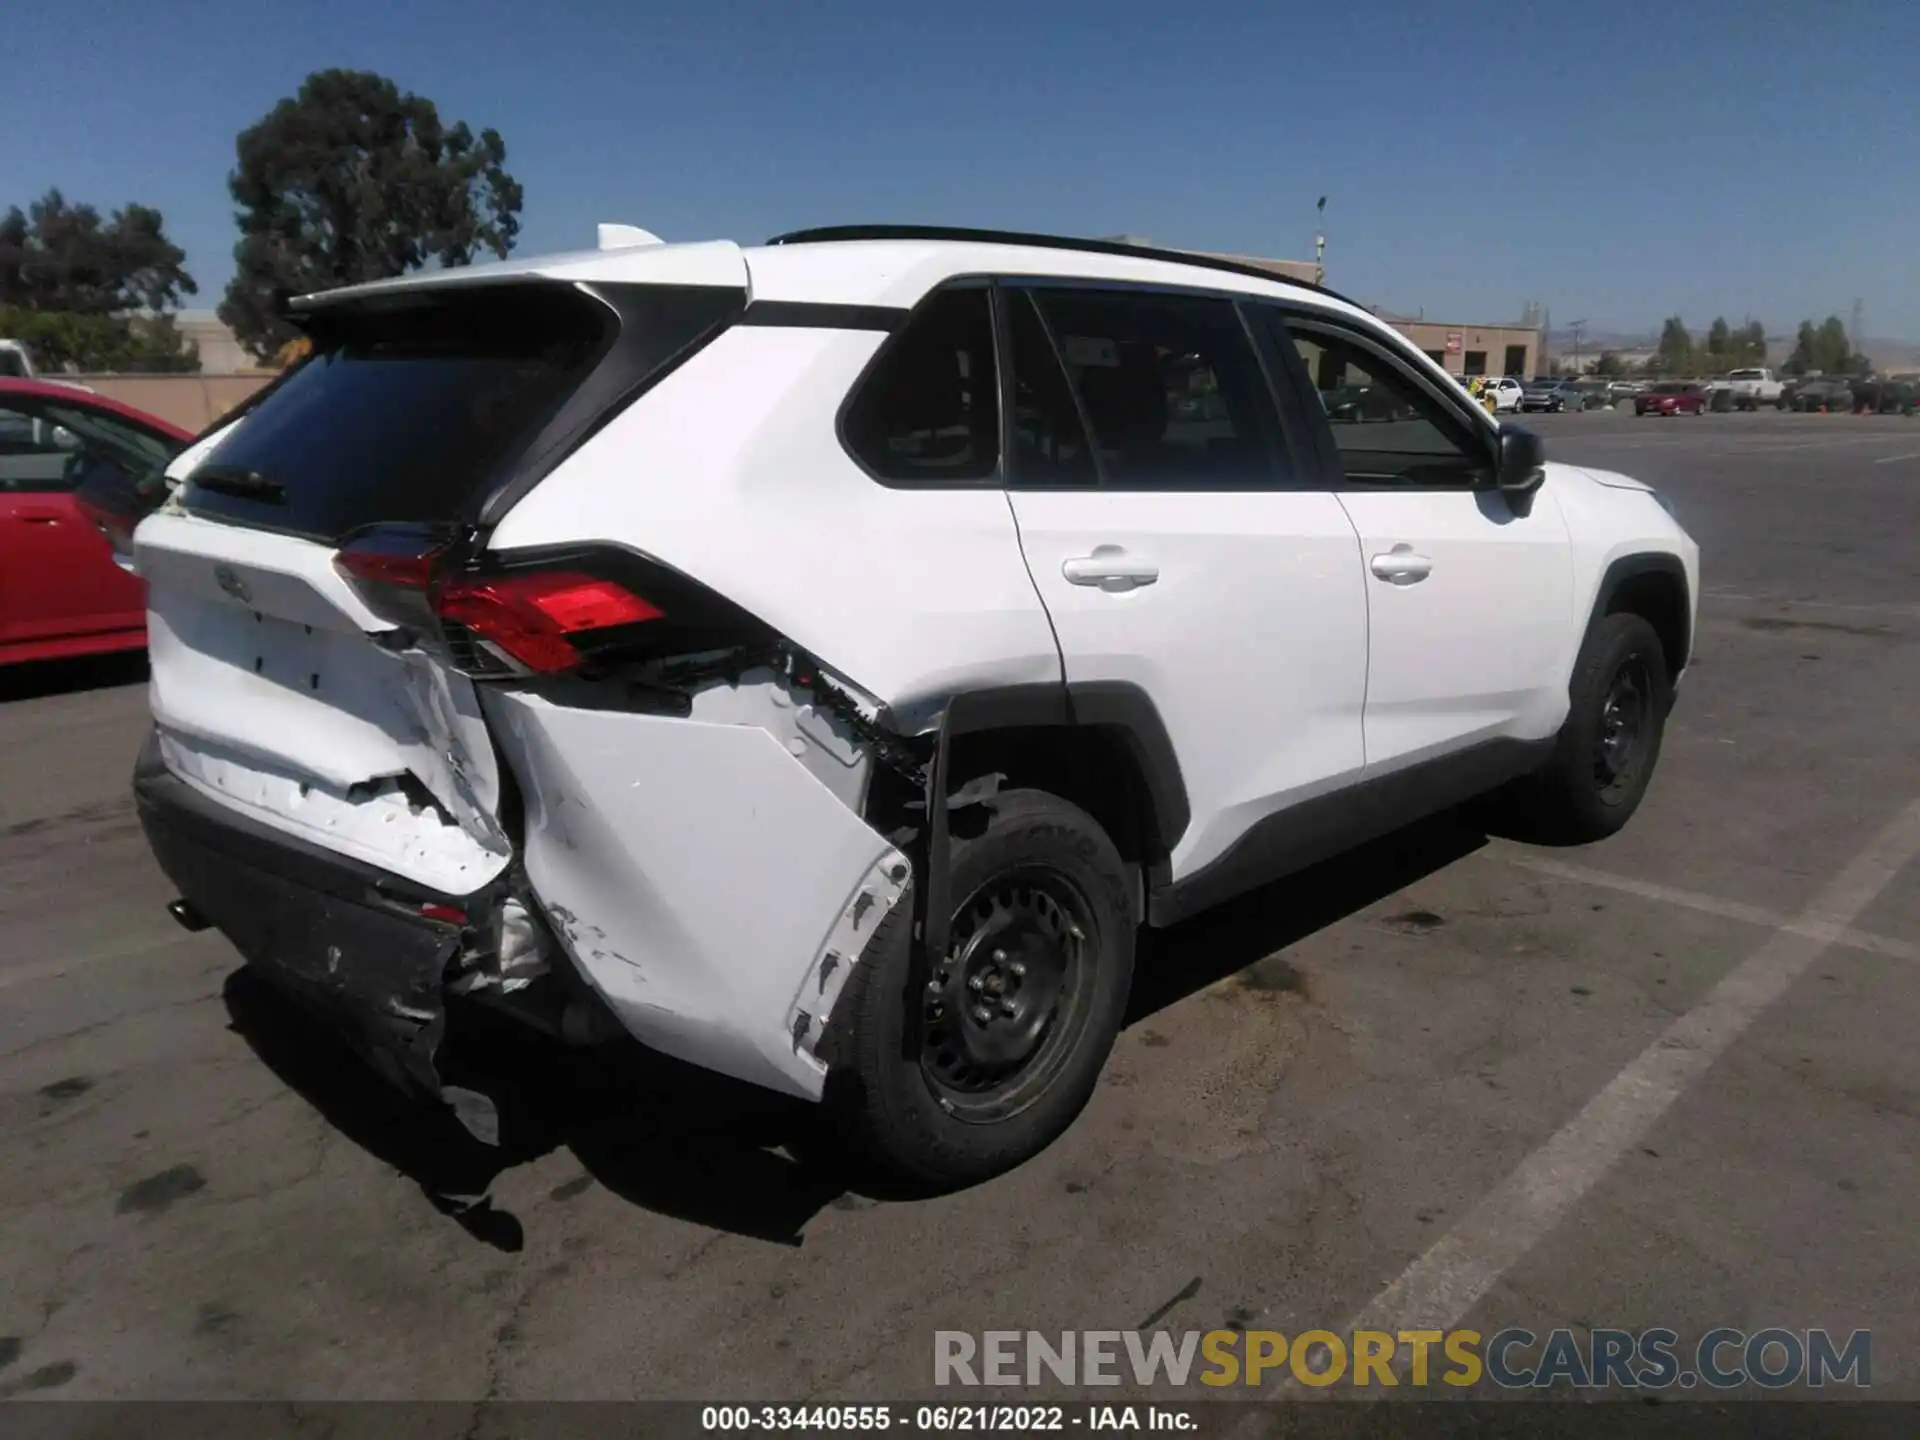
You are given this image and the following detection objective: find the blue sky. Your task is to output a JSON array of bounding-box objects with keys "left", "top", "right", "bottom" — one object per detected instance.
[{"left": 6, "top": 0, "right": 1916, "bottom": 339}]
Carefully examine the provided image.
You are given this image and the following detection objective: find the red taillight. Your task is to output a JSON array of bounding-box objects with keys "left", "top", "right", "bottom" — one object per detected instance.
[
  {"left": 435, "top": 571, "right": 664, "bottom": 673},
  {"left": 335, "top": 546, "right": 443, "bottom": 588},
  {"left": 335, "top": 537, "right": 666, "bottom": 673},
  {"left": 418, "top": 902, "right": 468, "bottom": 925}
]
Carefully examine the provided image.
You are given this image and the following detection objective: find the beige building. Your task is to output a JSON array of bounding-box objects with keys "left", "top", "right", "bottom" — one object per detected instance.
[
  {"left": 1379, "top": 317, "right": 1541, "bottom": 379},
  {"left": 1184, "top": 247, "right": 1541, "bottom": 379},
  {"left": 175, "top": 310, "right": 257, "bottom": 375}
]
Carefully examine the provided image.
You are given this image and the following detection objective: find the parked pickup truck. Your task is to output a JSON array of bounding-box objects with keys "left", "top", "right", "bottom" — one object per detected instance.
[{"left": 1721, "top": 368, "right": 1786, "bottom": 409}]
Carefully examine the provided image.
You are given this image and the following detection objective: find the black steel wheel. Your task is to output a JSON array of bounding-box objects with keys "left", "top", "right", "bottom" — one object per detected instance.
[
  {"left": 920, "top": 866, "right": 1099, "bottom": 1123},
  {"left": 824, "top": 788, "right": 1135, "bottom": 1191},
  {"left": 1523, "top": 612, "right": 1673, "bottom": 842},
  {"left": 1594, "top": 653, "right": 1654, "bottom": 804}
]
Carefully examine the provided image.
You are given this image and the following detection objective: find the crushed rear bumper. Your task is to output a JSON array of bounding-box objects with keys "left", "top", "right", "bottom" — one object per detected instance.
[{"left": 134, "top": 729, "right": 471, "bottom": 1108}]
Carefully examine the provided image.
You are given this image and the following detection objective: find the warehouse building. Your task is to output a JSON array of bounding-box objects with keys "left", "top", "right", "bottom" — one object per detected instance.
[
  {"left": 1182, "top": 247, "right": 1542, "bottom": 378},
  {"left": 1378, "top": 316, "right": 1541, "bottom": 379}
]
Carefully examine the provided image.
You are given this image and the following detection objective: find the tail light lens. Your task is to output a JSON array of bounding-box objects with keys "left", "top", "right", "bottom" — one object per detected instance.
[
  {"left": 435, "top": 572, "right": 663, "bottom": 672},
  {"left": 335, "top": 535, "right": 667, "bottom": 674}
]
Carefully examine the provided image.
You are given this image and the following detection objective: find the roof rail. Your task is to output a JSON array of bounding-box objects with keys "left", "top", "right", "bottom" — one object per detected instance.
[{"left": 764, "top": 224, "right": 1364, "bottom": 308}]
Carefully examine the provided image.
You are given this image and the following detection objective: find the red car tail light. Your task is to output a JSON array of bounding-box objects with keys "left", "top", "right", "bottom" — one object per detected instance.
[
  {"left": 334, "top": 545, "right": 443, "bottom": 589},
  {"left": 335, "top": 531, "right": 671, "bottom": 675},
  {"left": 434, "top": 571, "right": 664, "bottom": 673}
]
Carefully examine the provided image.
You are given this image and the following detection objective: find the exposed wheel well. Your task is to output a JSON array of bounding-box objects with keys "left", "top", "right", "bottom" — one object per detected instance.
[
  {"left": 944, "top": 725, "right": 1163, "bottom": 878},
  {"left": 1604, "top": 566, "right": 1691, "bottom": 676}
]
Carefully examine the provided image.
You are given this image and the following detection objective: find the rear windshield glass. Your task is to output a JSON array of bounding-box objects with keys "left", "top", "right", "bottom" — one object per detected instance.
[{"left": 183, "top": 285, "right": 615, "bottom": 541}]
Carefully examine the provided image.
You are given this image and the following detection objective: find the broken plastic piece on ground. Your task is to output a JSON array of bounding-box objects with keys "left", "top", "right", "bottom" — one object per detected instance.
[{"left": 441, "top": 1084, "right": 501, "bottom": 1146}]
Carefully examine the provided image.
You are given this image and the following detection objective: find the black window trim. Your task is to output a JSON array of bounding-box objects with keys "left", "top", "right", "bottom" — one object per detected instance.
[
  {"left": 1260, "top": 304, "right": 1502, "bottom": 493},
  {"left": 997, "top": 284, "right": 1102, "bottom": 492},
  {"left": 737, "top": 300, "right": 906, "bottom": 332},
  {"left": 477, "top": 279, "right": 748, "bottom": 526},
  {"left": 833, "top": 277, "right": 1005, "bottom": 491},
  {"left": 1005, "top": 278, "right": 1302, "bottom": 494},
  {"left": 833, "top": 272, "right": 1497, "bottom": 497}
]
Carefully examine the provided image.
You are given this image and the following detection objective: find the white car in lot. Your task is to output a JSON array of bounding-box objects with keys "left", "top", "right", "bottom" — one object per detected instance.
[
  {"left": 1480, "top": 376, "right": 1525, "bottom": 411},
  {"left": 123, "top": 224, "right": 1699, "bottom": 1189}
]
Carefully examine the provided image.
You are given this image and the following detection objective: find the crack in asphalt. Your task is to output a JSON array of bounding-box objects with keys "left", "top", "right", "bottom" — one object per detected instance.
[
  {"left": 463, "top": 1221, "right": 585, "bottom": 1427},
  {"left": 0, "top": 987, "right": 223, "bottom": 1064}
]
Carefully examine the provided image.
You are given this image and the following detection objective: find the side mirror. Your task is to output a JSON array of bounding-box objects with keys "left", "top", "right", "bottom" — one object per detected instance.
[
  {"left": 1496, "top": 424, "right": 1545, "bottom": 499},
  {"left": 49, "top": 424, "right": 81, "bottom": 450}
]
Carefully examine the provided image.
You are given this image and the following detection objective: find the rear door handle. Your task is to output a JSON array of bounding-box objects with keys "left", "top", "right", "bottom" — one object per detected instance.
[
  {"left": 1063, "top": 547, "right": 1159, "bottom": 590},
  {"left": 16, "top": 506, "right": 62, "bottom": 523},
  {"left": 1369, "top": 544, "right": 1432, "bottom": 585}
]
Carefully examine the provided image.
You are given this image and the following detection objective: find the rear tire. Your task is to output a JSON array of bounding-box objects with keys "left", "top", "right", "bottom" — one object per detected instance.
[
  {"left": 824, "top": 788, "right": 1135, "bottom": 1191},
  {"left": 1525, "top": 613, "right": 1672, "bottom": 843}
]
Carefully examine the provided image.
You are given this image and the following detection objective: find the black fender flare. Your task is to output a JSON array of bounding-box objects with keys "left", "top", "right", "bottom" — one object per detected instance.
[
  {"left": 1584, "top": 552, "right": 1693, "bottom": 674},
  {"left": 918, "top": 680, "right": 1190, "bottom": 962}
]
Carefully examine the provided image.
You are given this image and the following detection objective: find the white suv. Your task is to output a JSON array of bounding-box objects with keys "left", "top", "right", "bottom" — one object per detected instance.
[
  {"left": 1480, "top": 375, "right": 1525, "bottom": 411},
  {"left": 122, "top": 225, "right": 1698, "bottom": 1189}
]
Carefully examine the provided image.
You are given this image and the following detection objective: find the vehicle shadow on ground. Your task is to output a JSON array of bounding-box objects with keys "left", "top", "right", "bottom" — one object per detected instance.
[
  {"left": 221, "top": 967, "right": 844, "bottom": 1252},
  {"left": 1127, "top": 809, "right": 1489, "bottom": 1022},
  {"left": 0, "top": 651, "right": 147, "bottom": 704},
  {"left": 220, "top": 808, "right": 1491, "bottom": 1249}
]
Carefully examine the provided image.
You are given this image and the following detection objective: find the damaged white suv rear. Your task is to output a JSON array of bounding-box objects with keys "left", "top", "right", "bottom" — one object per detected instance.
[{"left": 126, "top": 225, "right": 1699, "bottom": 1189}]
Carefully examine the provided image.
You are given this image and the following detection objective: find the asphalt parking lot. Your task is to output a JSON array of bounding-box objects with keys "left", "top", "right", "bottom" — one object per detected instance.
[{"left": 2, "top": 410, "right": 1917, "bottom": 1406}]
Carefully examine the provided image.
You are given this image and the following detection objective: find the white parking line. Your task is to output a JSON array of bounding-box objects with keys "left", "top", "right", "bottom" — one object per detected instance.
[
  {"left": 1496, "top": 852, "right": 1920, "bottom": 962},
  {"left": 1241, "top": 797, "right": 1920, "bottom": 1408},
  {"left": 1873, "top": 450, "right": 1920, "bottom": 465}
]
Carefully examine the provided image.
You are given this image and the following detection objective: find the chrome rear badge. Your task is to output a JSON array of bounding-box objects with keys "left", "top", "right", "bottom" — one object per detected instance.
[{"left": 213, "top": 564, "right": 251, "bottom": 605}]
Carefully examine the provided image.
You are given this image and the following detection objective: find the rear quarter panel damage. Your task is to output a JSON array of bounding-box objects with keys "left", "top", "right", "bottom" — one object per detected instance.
[{"left": 482, "top": 688, "right": 909, "bottom": 1100}]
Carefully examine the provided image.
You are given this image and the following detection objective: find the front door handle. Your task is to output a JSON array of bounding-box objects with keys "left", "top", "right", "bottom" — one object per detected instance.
[
  {"left": 14, "top": 505, "right": 63, "bottom": 523},
  {"left": 1369, "top": 544, "right": 1432, "bottom": 585},
  {"left": 1063, "top": 546, "right": 1159, "bottom": 591}
]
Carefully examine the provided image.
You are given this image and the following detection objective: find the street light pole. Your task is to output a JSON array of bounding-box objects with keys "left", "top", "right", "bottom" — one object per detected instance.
[
  {"left": 1314, "top": 196, "right": 1327, "bottom": 285},
  {"left": 1568, "top": 319, "right": 1587, "bottom": 374}
]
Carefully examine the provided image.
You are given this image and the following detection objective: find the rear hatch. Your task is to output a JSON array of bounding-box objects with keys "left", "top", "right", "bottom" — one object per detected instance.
[{"left": 131, "top": 262, "right": 748, "bottom": 896}]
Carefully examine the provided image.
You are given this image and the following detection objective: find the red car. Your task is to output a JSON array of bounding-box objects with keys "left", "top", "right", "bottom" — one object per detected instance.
[
  {"left": 1635, "top": 381, "right": 1708, "bottom": 417},
  {"left": 0, "top": 378, "right": 192, "bottom": 665}
]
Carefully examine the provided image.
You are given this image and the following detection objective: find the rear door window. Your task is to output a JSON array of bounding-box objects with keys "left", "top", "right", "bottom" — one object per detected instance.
[
  {"left": 1024, "top": 287, "right": 1288, "bottom": 489},
  {"left": 1005, "top": 290, "right": 1097, "bottom": 487}
]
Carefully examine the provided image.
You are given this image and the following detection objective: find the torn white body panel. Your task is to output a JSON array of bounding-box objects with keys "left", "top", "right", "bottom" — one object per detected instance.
[
  {"left": 680, "top": 665, "right": 874, "bottom": 812},
  {"left": 154, "top": 729, "right": 508, "bottom": 895},
  {"left": 483, "top": 688, "right": 909, "bottom": 1100},
  {"left": 135, "top": 511, "right": 512, "bottom": 893}
]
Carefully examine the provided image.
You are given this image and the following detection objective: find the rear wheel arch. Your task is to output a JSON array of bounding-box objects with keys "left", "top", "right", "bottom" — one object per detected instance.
[
  {"left": 1588, "top": 553, "right": 1691, "bottom": 678},
  {"left": 939, "top": 681, "right": 1189, "bottom": 875}
]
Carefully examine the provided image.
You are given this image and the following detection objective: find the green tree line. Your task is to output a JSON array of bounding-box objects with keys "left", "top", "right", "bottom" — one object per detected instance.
[
  {"left": 0, "top": 190, "right": 201, "bottom": 371},
  {"left": 4, "top": 68, "right": 522, "bottom": 373},
  {"left": 1583, "top": 314, "right": 1872, "bottom": 379}
]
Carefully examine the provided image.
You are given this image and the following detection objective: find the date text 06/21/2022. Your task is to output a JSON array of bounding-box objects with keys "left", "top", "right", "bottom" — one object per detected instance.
[{"left": 701, "top": 1404, "right": 1194, "bottom": 1432}]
